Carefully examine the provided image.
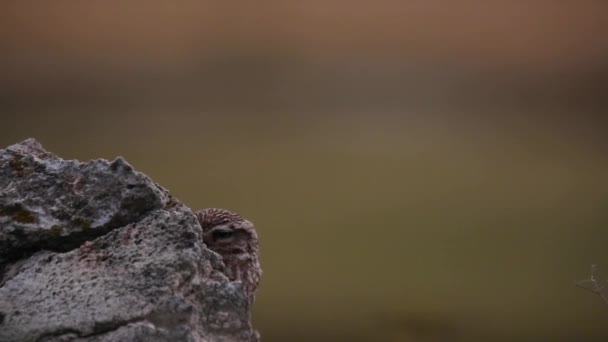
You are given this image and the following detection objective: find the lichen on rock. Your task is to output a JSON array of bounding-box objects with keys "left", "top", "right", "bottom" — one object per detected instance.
[{"left": 0, "top": 138, "right": 259, "bottom": 342}]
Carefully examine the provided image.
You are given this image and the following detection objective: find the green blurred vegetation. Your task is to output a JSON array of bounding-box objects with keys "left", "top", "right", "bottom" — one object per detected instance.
[{"left": 3, "top": 109, "right": 608, "bottom": 341}]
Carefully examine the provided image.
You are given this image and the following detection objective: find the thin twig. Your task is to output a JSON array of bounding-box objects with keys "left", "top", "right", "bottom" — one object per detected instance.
[{"left": 576, "top": 264, "right": 608, "bottom": 305}]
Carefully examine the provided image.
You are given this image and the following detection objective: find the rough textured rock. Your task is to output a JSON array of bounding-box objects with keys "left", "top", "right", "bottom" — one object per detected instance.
[{"left": 0, "top": 139, "right": 258, "bottom": 342}]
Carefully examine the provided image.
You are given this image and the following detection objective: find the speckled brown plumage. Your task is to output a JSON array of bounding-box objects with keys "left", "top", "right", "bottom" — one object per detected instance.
[{"left": 195, "top": 208, "right": 261, "bottom": 304}]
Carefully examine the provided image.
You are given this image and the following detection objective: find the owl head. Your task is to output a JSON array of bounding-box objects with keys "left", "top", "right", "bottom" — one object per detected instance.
[{"left": 195, "top": 208, "right": 259, "bottom": 260}]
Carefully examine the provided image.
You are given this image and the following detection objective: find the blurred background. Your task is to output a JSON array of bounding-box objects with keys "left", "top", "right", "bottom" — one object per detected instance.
[{"left": 2, "top": 1, "right": 608, "bottom": 341}]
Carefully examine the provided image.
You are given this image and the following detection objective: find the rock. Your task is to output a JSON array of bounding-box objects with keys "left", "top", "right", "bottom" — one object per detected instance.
[{"left": 0, "top": 139, "right": 259, "bottom": 342}]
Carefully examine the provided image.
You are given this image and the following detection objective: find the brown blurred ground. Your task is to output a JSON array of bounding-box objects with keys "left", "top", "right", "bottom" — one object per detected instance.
[{"left": 2, "top": 2, "right": 608, "bottom": 341}]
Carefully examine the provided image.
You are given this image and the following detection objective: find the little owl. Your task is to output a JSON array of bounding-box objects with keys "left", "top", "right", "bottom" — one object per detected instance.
[{"left": 195, "top": 208, "right": 261, "bottom": 303}]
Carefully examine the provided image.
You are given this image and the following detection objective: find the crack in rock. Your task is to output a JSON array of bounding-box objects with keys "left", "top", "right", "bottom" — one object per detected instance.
[{"left": 0, "top": 139, "right": 167, "bottom": 275}]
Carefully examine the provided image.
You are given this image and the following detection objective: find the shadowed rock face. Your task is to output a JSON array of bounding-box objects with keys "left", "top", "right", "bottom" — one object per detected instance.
[{"left": 0, "top": 139, "right": 258, "bottom": 342}]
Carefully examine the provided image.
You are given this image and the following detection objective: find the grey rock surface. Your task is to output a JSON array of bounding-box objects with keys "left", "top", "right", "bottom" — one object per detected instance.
[{"left": 0, "top": 139, "right": 258, "bottom": 342}]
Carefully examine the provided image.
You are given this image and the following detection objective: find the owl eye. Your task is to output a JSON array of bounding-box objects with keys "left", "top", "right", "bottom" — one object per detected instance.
[{"left": 212, "top": 229, "right": 234, "bottom": 241}]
